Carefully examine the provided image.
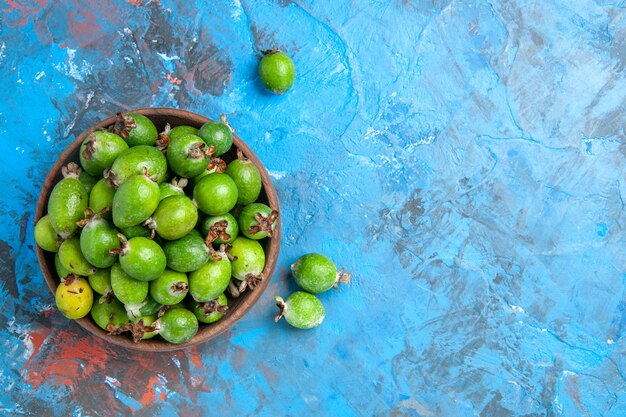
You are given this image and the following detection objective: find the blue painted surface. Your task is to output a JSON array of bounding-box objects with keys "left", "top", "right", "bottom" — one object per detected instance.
[{"left": 1, "top": 0, "right": 626, "bottom": 415}]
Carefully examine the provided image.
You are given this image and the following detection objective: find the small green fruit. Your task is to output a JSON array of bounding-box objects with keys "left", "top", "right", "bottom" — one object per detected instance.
[
  {"left": 238, "top": 203, "right": 278, "bottom": 240},
  {"left": 291, "top": 253, "right": 351, "bottom": 294},
  {"left": 191, "top": 293, "right": 228, "bottom": 324},
  {"left": 162, "top": 230, "right": 210, "bottom": 273},
  {"left": 79, "top": 211, "right": 120, "bottom": 268},
  {"left": 193, "top": 173, "right": 238, "bottom": 216},
  {"left": 144, "top": 195, "right": 198, "bottom": 241},
  {"left": 110, "top": 262, "right": 149, "bottom": 305},
  {"left": 34, "top": 215, "right": 61, "bottom": 252},
  {"left": 106, "top": 145, "right": 167, "bottom": 186},
  {"left": 197, "top": 115, "right": 233, "bottom": 156},
  {"left": 201, "top": 213, "right": 239, "bottom": 245},
  {"left": 150, "top": 269, "right": 189, "bottom": 305},
  {"left": 47, "top": 163, "right": 88, "bottom": 239},
  {"left": 157, "top": 308, "right": 198, "bottom": 344},
  {"left": 112, "top": 112, "right": 158, "bottom": 147},
  {"left": 79, "top": 130, "right": 129, "bottom": 176},
  {"left": 258, "top": 50, "right": 295, "bottom": 94},
  {"left": 225, "top": 151, "right": 262, "bottom": 205},
  {"left": 91, "top": 298, "right": 129, "bottom": 330},
  {"left": 188, "top": 253, "right": 231, "bottom": 302},
  {"left": 112, "top": 174, "right": 160, "bottom": 229},
  {"left": 58, "top": 237, "right": 97, "bottom": 276},
  {"left": 274, "top": 292, "right": 325, "bottom": 329},
  {"left": 115, "top": 235, "right": 167, "bottom": 282}
]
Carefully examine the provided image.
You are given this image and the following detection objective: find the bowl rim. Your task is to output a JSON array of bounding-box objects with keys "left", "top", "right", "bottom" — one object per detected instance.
[{"left": 35, "top": 108, "right": 281, "bottom": 352}]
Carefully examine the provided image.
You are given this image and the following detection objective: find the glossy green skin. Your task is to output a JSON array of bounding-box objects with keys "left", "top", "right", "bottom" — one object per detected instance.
[
  {"left": 200, "top": 213, "right": 239, "bottom": 245},
  {"left": 124, "top": 295, "right": 163, "bottom": 321},
  {"left": 56, "top": 277, "right": 94, "bottom": 319},
  {"left": 58, "top": 237, "right": 97, "bottom": 276},
  {"left": 89, "top": 178, "right": 116, "bottom": 218},
  {"left": 291, "top": 253, "right": 337, "bottom": 294},
  {"left": 55, "top": 252, "right": 71, "bottom": 278},
  {"left": 119, "top": 224, "right": 152, "bottom": 239},
  {"left": 225, "top": 159, "right": 262, "bottom": 205},
  {"left": 112, "top": 174, "right": 160, "bottom": 229},
  {"left": 109, "top": 145, "right": 168, "bottom": 185},
  {"left": 198, "top": 121, "right": 233, "bottom": 156},
  {"left": 163, "top": 230, "right": 209, "bottom": 273},
  {"left": 258, "top": 52, "right": 296, "bottom": 94},
  {"left": 110, "top": 262, "right": 149, "bottom": 305},
  {"left": 229, "top": 237, "right": 265, "bottom": 280},
  {"left": 132, "top": 314, "right": 158, "bottom": 339},
  {"left": 119, "top": 237, "right": 167, "bottom": 282},
  {"left": 125, "top": 113, "right": 158, "bottom": 147},
  {"left": 80, "top": 217, "right": 120, "bottom": 268},
  {"left": 278, "top": 292, "right": 325, "bottom": 329},
  {"left": 158, "top": 308, "right": 198, "bottom": 344},
  {"left": 88, "top": 268, "right": 112, "bottom": 295},
  {"left": 188, "top": 255, "right": 232, "bottom": 302},
  {"left": 193, "top": 173, "right": 238, "bottom": 216},
  {"left": 238, "top": 203, "right": 276, "bottom": 240},
  {"left": 91, "top": 298, "right": 129, "bottom": 330},
  {"left": 158, "top": 182, "right": 184, "bottom": 201},
  {"left": 79, "top": 131, "right": 129, "bottom": 176},
  {"left": 48, "top": 177, "right": 88, "bottom": 238},
  {"left": 79, "top": 172, "right": 98, "bottom": 194},
  {"left": 191, "top": 293, "right": 227, "bottom": 324},
  {"left": 34, "top": 215, "right": 61, "bottom": 252},
  {"left": 151, "top": 195, "right": 198, "bottom": 240},
  {"left": 167, "top": 134, "right": 209, "bottom": 178},
  {"left": 150, "top": 269, "right": 189, "bottom": 305},
  {"left": 169, "top": 125, "right": 198, "bottom": 141}
]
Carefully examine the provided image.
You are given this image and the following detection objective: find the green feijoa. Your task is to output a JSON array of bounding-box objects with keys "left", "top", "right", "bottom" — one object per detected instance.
[
  {"left": 149, "top": 269, "right": 189, "bottom": 305},
  {"left": 229, "top": 237, "right": 265, "bottom": 281},
  {"left": 274, "top": 292, "right": 325, "bottom": 329},
  {"left": 34, "top": 215, "right": 61, "bottom": 252},
  {"left": 117, "top": 236, "right": 166, "bottom": 282},
  {"left": 169, "top": 125, "right": 198, "bottom": 141},
  {"left": 258, "top": 50, "right": 295, "bottom": 95},
  {"left": 56, "top": 275, "right": 94, "bottom": 319},
  {"left": 79, "top": 171, "right": 98, "bottom": 194},
  {"left": 119, "top": 224, "right": 152, "bottom": 239},
  {"left": 91, "top": 298, "right": 129, "bottom": 330},
  {"left": 58, "top": 237, "right": 97, "bottom": 276},
  {"left": 188, "top": 254, "right": 231, "bottom": 302},
  {"left": 106, "top": 145, "right": 167, "bottom": 186},
  {"left": 55, "top": 252, "right": 71, "bottom": 279},
  {"left": 238, "top": 203, "right": 279, "bottom": 240},
  {"left": 88, "top": 268, "right": 112, "bottom": 296},
  {"left": 167, "top": 134, "right": 210, "bottom": 178},
  {"left": 79, "top": 213, "right": 120, "bottom": 268},
  {"left": 79, "top": 130, "right": 129, "bottom": 176},
  {"left": 197, "top": 115, "right": 233, "bottom": 156},
  {"left": 112, "top": 174, "right": 160, "bottom": 229},
  {"left": 225, "top": 153, "right": 262, "bottom": 205},
  {"left": 123, "top": 294, "right": 162, "bottom": 320},
  {"left": 291, "top": 253, "right": 352, "bottom": 294},
  {"left": 145, "top": 195, "right": 198, "bottom": 241},
  {"left": 158, "top": 177, "right": 187, "bottom": 201},
  {"left": 131, "top": 314, "right": 159, "bottom": 340},
  {"left": 201, "top": 213, "right": 238, "bottom": 245},
  {"left": 89, "top": 178, "right": 116, "bottom": 218},
  {"left": 162, "top": 230, "right": 209, "bottom": 273},
  {"left": 113, "top": 112, "right": 158, "bottom": 147},
  {"left": 47, "top": 163, "right": 88, "bottom": 238},
  {"left": 191, "top": 293, "right": 228, "bottom": 324},
  {"left": 157, "top": 308, "right": 198, "bottom": 344},
  {"left": 110, "top": 262, "right": 149, "bottom": 305},
  {"left": 193, "top": 173, "right": 238, "bottom": 216}
]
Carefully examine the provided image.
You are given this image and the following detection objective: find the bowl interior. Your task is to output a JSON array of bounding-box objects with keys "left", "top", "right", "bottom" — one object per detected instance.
[{"left": 35, "top": 108, "right": 281, "bottom": 352}]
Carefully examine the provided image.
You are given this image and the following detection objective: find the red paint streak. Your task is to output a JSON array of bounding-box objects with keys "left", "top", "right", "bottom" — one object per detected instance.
[
  {"left": 138, "top": 375, "right": 167, "bottom": 406},
  {"left": 4, "top": 0, "right": 47, "bottom": 28},
  {"left": 126, "top": 0, "right": 143, "bottom": 5},
  {"left": 188, "top": 346, "right": 203, "bottom": 368},
  {"left": 21, "top": 326, "right": 52, "bottom": 374},
  {"left": 67, "top": 7, "right": 103, "bottom": 48}
]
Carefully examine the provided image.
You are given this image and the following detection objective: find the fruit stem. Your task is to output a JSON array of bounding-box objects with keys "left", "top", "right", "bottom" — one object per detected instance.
[
  {"left": 171, "top": 177, "right": 188, "bottom": 190},
  {"left": 273, "top": 296, "right": 286, "bottom": 322},
  {"left": 248, "top": 210, "right": 279, "bottom": 238},
  {"left": 198, "top": 298, "right": 228, "bottom": 315},
  {"left": 228, "top": 279, "right": 241, "bottom": 298},
  {"left": 219, "top": 114, "right": 235, "bottom": 133},
  {"left": 61, "top": 162, "right": 82, "bottom": 179},
  {"left": 333, "top": 268, "right": 352, "bottom": 289},
  {"left": 236, "top": 148, "right": 247, "bottom": 161}
]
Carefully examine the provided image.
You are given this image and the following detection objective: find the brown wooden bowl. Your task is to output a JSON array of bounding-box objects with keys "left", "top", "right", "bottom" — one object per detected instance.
[{"left": 35, "top": 108, "right": 281, "bottom": 352}]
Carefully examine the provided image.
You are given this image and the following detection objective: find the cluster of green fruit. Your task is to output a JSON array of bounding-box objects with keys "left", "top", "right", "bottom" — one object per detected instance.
[
  {"left": 34, "top": 112, "right": 278, "bottom": 344},
  {"left": 274, "top": 253, "right": 351, "bottom": 329}
]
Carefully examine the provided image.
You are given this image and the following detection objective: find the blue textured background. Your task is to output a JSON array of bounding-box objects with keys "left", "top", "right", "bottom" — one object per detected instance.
[{"left": 1, "top": 0, "right": 626, "bottom": 415}]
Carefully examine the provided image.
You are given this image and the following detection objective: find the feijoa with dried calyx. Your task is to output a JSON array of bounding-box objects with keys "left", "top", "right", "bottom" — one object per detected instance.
[
  {"left": 47, "top": 162, "right": 88, "bottom": 239},
  {"left": 291, "top": 253, "right": 351, "bottom": 294},
  {"left": 258, "top": 49, "right": 295, "bottom": 95},
  {"left": 78, "top": 208, "right": 120, "bottom": 269},
  {"left": 144, "top": 195, "right": 198, "bottom": 240},
  {"left": 55, "top": 275, "right": 94, "bottom": 319},
  {"left": 227, "top": 236, "right": 265, "bottom": 297},
  {"left": 110, "top": 262, "right": 149, "bottom": 305},
  {"left": 91, "top": 297, "right": 129, "bottom": 330},
  {"left": 225, "top": 149, "right": 262, "bottom": 205},
  {"left": 167, "top": 134, "right": 212, "bottom": 178},
  {"left": 162, "top": 229, "right": 210, "bottom": 273},
  {"left": 188, "top": 250, "right": 232, "bottom": 302},
  {"left": 112, "top": 173, "right": 160, "bottom": 229},
  {"left": 198, "top": 114, "right": 234, "bottom": 156},
  {"left": 118, "top": 307, "right": 198, "bottom": 344},
  {"left": 238, "top": 203, "right": 278, "bottom": 240},
  {"left": 112, "top": 235, "right": 166, "bottom": 282},
  {"left": 201, "top": 213, "right": 238, "bottom": 245},
  {"left": 193, "top": 173, "right": 238, "bottom": 216},
  {"left": 112, "top": 112, "right": 158, "bottom": 147},
  {"left": 105, "top": 145, "right": 167, "bottom": 187},
  {"left": 58, "top": 236, "right": 97, "bottom": 276},
  {"left": 274, "top": 291, "right": 325, "bottom": 329},
  {"left": 191, "top": 293, "right": 228, "bottom": 324},
  {"left": 150, "top": 269, "right": 189, "bottom": 305},
  {"left": 34, "top": 215, "right": 61, "bottom": 252},
  {"left": 79, "top": 130, "right": 129, "bottom": 176}
]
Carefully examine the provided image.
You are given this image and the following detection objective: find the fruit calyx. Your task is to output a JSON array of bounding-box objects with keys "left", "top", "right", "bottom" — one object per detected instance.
[
  {"left": 106, "top": 319, "right": 158, "bottom": 343},
  {"left": 171, "top": 281, "right": 189, "bottom": 295},
  {"left": 197, "top": 298, "right": 228, "bottom": 315},
  {"left": 81, "top": 132, "right": 99, "bottom": 161},
  {"left": 156, "top": 123, "right": 171, "bottom": 152},
  {"left": 75, "top": 207, "right": 110, "bottom": 228},
  {"left": 61, "top": 162, "right": 82, "bottom": 180},
  {"left": 204, "top": 224, "right": 231, "bottom": 261},
  {"left": 188, "top": 141, "right": 207, "bottom": 160},
  {"left": 334, "top": 268, "right": 352, "bottom": 289},
  {"left": 206, "top": 148, "right": 227, "bottom": 173},
  {"left": 112, "top": 112, "right": 136, "bottom": 140},
  {"left": 273, "top": 296, "right": 286, "bottom": 322},
  {"left": 98, "top": 290, "right": 115, "bottom": 304},
  {"left": 261, "top": 48, "right": 282, "bottom": 56},
  {"left": 108, "top": 233, "right": 130, "bottom": 256},
  {"left": 60, "top": 274, "right": 79, "bottom": 286},
  {"left": 248, "top": 210, "right": 279, "bottom": 238},
  {"left": 228, "top": 273, "right": 263, "bottom": 298}
]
